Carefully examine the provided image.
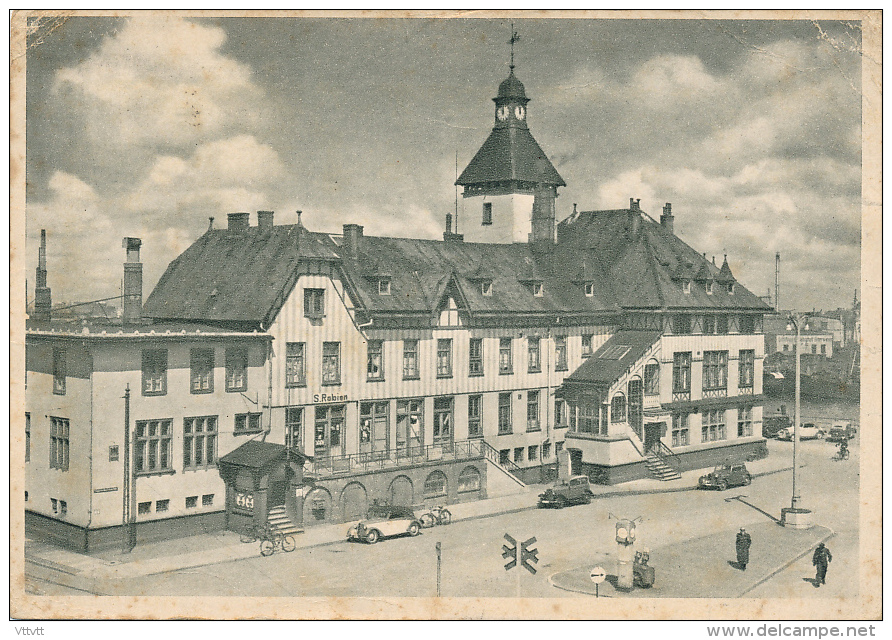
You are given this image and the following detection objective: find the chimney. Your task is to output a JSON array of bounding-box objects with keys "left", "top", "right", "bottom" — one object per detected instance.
[
  {"left": 629, "top": 198, "right": 641, "bottom": 212},
  {"left": 343, "top": 224, "right": 364, "bottom": 260},
  {"left": 530, "top": 184, "right": 556, "bottom": 252},
  {"left": 122, "top": 237, "right": 143, "bottom": 325},
  {"left": 446, "top": 213, "right": 453, "bottom": 233},
  {"left": 443, "top": 213, "right": 464, "bottom": 242},
  {"left": 33, "top": 229, "right": 52, "bottom": 321},
  {"left": 660, "top": 203, "right": 674, "bottom": 233},
  {"left": 257, "top": 210, "right": 274, "bottom": 232},
  {"left": 227, "top": 212, "right": 250, "bottom": 232}
]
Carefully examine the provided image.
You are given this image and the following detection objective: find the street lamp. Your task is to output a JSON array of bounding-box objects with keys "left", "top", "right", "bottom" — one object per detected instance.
[{"left": 781, "top": 313, "right": 812, "bottom": 529}]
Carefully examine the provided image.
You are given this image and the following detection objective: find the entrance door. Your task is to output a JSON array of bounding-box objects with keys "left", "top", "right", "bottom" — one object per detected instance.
[
  {"left": 269, "top": 481, "right": 287, "bottom": 507},
  {"left": 644, "top": 422, "right": 664, "bottom": 454},
  {"left": 314, "top": 405, "right": 345, "bottom": 459}
]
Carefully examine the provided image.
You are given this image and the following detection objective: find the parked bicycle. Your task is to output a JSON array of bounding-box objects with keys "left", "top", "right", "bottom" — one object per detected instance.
[
  {"left": 239, "top": 524, "right": 296, "bottom": 555},
  {"left": 420, "top": 505, "right": 452, "bottom": 528}
]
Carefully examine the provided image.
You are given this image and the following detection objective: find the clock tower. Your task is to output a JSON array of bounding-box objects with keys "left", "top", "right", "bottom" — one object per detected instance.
[{"left": 456, "top": 60, "right": 565, "bottom": 245}]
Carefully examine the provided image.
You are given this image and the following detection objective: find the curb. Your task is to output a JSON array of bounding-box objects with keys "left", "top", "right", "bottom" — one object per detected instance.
[{"left": 737, "top": 527, "right": 837, "bottom": 597}]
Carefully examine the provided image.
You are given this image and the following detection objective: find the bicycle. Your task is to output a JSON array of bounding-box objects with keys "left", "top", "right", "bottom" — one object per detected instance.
[
  {"left": 241, "top": 524, "right": 296, "bottom": 555},
  {"left": 831, "top": 446, "right": 850, "bottom": 461},
  {"left": 420, "top": 505, "right": 452, "bottom": 528}
]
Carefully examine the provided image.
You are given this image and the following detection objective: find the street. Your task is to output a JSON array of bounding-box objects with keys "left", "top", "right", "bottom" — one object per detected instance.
[{"left": 81, "top": 436, "right": 858, "bottom": 599}]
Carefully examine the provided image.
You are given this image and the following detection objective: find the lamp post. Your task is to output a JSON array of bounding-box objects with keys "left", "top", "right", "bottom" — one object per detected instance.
[{"left": 781, "top": 313, "right": 812, "bottom": 529}]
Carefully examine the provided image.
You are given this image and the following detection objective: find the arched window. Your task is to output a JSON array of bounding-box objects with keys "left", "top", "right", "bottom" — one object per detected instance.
[
  {"left": 644, "top": 361, "right": 660, "bottom": 396},
  {"left": 458, "top": 466, "right": 481, "bottom": 493},
  {"left": 424, "top": 471, "right": 447, "bottom": 498},
  {"left": 611, "top": 393, "right": 627, "bottom": 423}
]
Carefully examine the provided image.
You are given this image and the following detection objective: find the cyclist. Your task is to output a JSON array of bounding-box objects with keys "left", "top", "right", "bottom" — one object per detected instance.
[{"left": 837, "top": 439, "right": 849, "bottom": 459}]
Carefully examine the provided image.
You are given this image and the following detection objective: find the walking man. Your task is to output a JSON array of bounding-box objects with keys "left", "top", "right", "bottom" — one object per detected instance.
[
  {"left": 736, "top": 528, "right": 752, "bottom": 571},
  {"left": 812, "top": 542, "right": 832, "bottom": 586}
]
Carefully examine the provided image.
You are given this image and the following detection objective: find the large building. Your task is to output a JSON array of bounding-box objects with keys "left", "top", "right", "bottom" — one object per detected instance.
[{"left": 25, "top": 62, "right": 770, "bottom": 552}]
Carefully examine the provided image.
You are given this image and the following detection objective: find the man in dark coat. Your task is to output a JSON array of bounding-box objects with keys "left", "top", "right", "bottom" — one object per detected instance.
[
  {"left": 736, "top": 528, "right": 752, "bottom": 571},
  {"left": 813, "top": 542, "right": 832, "bottom": 586}
]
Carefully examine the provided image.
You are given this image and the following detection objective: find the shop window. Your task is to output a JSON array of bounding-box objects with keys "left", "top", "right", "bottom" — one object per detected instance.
[
  {"left": 225, "top": 348, "right": 248, "bottom": 392},
  {"left": 183, "top": 416, "right": 217, "bottom": 470},
  {"left": 142, "top": 349, "right": 167, "bottom": 396},
  {"left": 190, "top": 349, "right": 214, "bottom": 394},
  {"left": 304, "top": 288, "right": 325, "bottom": 318},
  {"left": 50, "top": 417, "right": 70, "bottom": 471},
  {"left": 135, "top": 419, "right": 172, "bottom": 475},
  {"left": 285, "top": 342, "right": 306, "bottom": 387}
]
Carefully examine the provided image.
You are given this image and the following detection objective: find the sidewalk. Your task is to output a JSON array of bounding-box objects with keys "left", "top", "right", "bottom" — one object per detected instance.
[
  {"left": 25, "top": 444, "right": 796, "bottom": 594},
  {"left": 549, "top": 521, "right": 834, "bottom": 598}
]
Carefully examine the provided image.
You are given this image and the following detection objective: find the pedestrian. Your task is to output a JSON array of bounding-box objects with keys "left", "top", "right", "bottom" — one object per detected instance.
[
  {"left": 812, "top": 542, "right": 832, "bottom": 586},
  {"left": 736, "top": 527, "right": 752, "bottom": 571}
]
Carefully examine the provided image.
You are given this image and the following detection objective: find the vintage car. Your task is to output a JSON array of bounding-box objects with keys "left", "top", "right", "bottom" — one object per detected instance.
[
  {"left": 826, "top": 424, "right": 857, "bottom": 443},
  {"left": 538, "top": 475, "right": 594, "bottom": 508},
  {"left": 346, "top": 505, "right": 422, "bottom": 544},
  {"left": 697, "top": 462, "right": 752, "bottom": 491},
  {"left": 762, "top": 415, "right": 792, "bottom": 439},
  {"left": 776, "top": 423, "right": 822, "bottom": 441}
]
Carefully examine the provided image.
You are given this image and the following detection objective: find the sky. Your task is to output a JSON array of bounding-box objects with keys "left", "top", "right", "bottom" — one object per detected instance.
[{"left": 23, "top": 14, "right": 864, "bottom": 312}]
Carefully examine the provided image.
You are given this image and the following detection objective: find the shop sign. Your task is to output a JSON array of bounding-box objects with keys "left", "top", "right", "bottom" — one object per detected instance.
[
  {"left": 314, "top": 393, "right": 348, "bottom": 403},
  {"left": 235, "top": 491, "right": 255, "bottom": 512}
]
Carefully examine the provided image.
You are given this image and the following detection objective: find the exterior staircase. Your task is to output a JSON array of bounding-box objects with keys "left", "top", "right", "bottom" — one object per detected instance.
[
  {"left": 267, "top": 505, "right": 303, "bottom": 536},
  {"left": 644, "top": 453, "right": 681, "bottom": 481}
]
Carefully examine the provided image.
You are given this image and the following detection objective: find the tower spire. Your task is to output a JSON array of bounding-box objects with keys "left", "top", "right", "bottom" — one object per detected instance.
[{"left": 508, "top": 24, "right": 520, "bottom": 71}]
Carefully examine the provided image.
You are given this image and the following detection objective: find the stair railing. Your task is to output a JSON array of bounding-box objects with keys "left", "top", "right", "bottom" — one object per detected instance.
[
  {"left": 653, "top": 441, "right": 681, "bottom": 473},
  {"left": 479, "top": 440, "right": 524, "bottom": 475}
]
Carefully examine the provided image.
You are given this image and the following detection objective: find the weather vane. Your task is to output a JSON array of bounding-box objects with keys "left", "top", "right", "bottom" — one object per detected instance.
[{"left": 508, "top": 23, "right": 520, "bottom": 70}]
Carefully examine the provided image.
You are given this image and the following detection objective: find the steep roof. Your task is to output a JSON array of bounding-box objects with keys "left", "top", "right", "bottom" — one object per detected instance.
[
  {"left": 456, "top": 126, "right": 566, "bottom": 187},
  {"left": 144, "top": 207, "right": 769, "bottom": 327},
  {"left": 564, "top": 330, "right": 662, "bottom": 386}
]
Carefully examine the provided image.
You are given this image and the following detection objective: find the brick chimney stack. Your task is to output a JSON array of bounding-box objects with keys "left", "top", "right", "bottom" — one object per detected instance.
[
  {"left": 122, "top": 237, "right": 143, "bottom": 325},
  {"left": 661, "top": 202, "right": 675, "bottom": 234},
  {"left": 343, "top": 224, "right": 364, "bottom": 260},
  {"left": 33, "top": 229, "right": 52, "bottom": 321}
]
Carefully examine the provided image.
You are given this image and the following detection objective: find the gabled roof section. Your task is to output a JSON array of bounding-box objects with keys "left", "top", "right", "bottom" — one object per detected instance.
[
  {"left": 217, "top": 440, "right": 309, "bottom": 469},
  {"left": 456, "top": 127, "right": 566, "bottom": 187},
  {"left": 565, "top": 330, "right": 662, "bottom": 386}
]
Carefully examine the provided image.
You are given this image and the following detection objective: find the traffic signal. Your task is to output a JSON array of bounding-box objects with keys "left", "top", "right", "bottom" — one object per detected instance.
[{"left": 615, "top": 519, "right": 636, "bottom": 545}]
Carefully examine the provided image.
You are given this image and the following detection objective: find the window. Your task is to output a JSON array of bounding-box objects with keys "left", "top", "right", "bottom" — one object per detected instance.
[
  {"left": 703, "top": 316, "right": 716, "bottom": 335},
  {"left": 528, "top": 445, "right": 539, "bottom": 461},
  {"left": 499, "top": 338, "right": 513, "bottom": 374},
  {"left": 138, "top": 502, "right": 151, "bottom": 515},
  {"left": 469, "top": 338, "right": 483, "bottom": 376},
  {"left": 378, "top": 278, "right": 391, "bottom": 295},
  {"left": 285, "top": 407, "right": 303, "bottom": 450},
  {"left": 433, "top": 397, "right": 453, "bottom": 445},
  {"left": 202, "top": 494, "right": 214, "bottom": 506},
  {"left": 739, "top": 315, "right": 756, "bottom": 334},
  {"left": 683, "top": 280, "right": 692, "bottom": 294},
  {"left": 481, "top": 280, "right": 493, "bottom": 296},
  {"left": 644, "top": 363, "right": 660, "bottom": 396},
  {"left": 573, "top": 400, "right": 599, "bottom": 434},
  {"left": 727, "top": 282, "right": 735, "bottom": 294},
  {"left": 526, "top": 390, "right": 540, "bottom": 431},
  {"left": 703, "top": 351, "right": 729, "bottom": 392},
  {"left": 424, "top": 471, "right": 447, "bottom": 498},
  {"left": 673, "top": 352, "right": 692, "bottom": 395},
  {"left": 285, "top": 342, "right": 306, "bottom": 387},
  {"left": 672, "top": 414, "right": 689, "bottom": 447},
  {"left": 499, "top": 449, "right": 510, "bottom": 465},
  {"left": 396, "top": 400, "right": 423, "bottom": 454},
  {"left": 628, "top": 379, "right": 643, "bottom": 436},
  {"left": 52, "top": 348, "right": 66, "bottom": 395},
  {"left": 811, "top": 344, "right": 817, "bottom": 354},
  {"left": 186, "top": 496, "right": 198, "bottom": 508},
  {"left": 225, "top": 348, "right": 248, "bottom": 392},
  {"left": 436, "top": 339, "right": 453, "bottom": 378},
  {"left": 706, "top": 281, "right": 714, "bottom": 295},
  {"left": 51, "top": 498, "right": 58, "bottom": 514},
  {"left": 514, "top": 447, "right": 524, "bottom": 463},
  {"left": 717, "top": 315, "right": 730, "bottom": 334},
  {"left": 555, "top": 400, "right": 564, "bottom": 426},
  {"left": 367, "top": 340, "right": 384, "bottom": 381},
  {"left": 468, "top": 395, "right": 482, "bottom": 438},
  {"left": 49, "top": 417, "right": 69, "bottom": 471},
  {"left": 611, "top": 394, "right": 626, "bottom": 423},
  {"left": 235, "top": 413, "right": 262, "bottom": 434},
  {"left": 304, "top": 288, "right": 325, "bottom": 318},
  {"left": 674, "top": 314, "right": 692, "bottom": 335},
  {"left": 584, "top": 283, "right": 594, "bottom": 297},
  {"left": 482, "top": 202, "right": 493, "bottom": 225},
  {"left": 135, "top": 419, "right": 172, "bottom": 475},
  {"left": 783, "top": 343, "right": 789, "bottom": 351},
  {"left": 458, "top": 467, "right": 481, "bottom": 492},
  {"left": 820, "top": 344, "right": 827, "bottom": 355},
  {"left": 582, "top": 334, "right": 594, "bottom": 357},
  {"left": 183, "top": 416, "right": 217, "bottom": 470},
  {"left": 738, "top": 406, "right": 753, "bottom": 437},
  {"left": 555, "top": 336, "right": 568, "bottom": 371},
  {"left": 532, "top": 282, "right": 544, "bottom": 297},
  {"left": 359, "top": 401, "right": 389, "bottom": 452},
  {"left": 528, "top": 337, "right": 541, "bottom": 373},
  {"left": 156, "top": 499, "right": 170, "bottom": 513},
  {"left": 498, "top": 392, "right": 512, "bottom": 435},
  {"left": 322, "top": 342, "right": 340, "bottom": 384},
  {"left": 555, "top": 441, "right": 564, "bottom": 454},
  {"left": 190, "top": 349, "right": 214, "bottom": 394},
  {"left": 543, "top": 442, "right": 552, "bottom": 459},
  {"left": 701, "top": 409, "right": 727, "bottom": 443},
  {"left": 25, "top": 413, "right": 30, "bottom": 463},
  {"left": 109, "top": 445, "right": 119, "bottom": 462},
  {"left": 142, "top": 349, "right": 167, "bottom": 396},
  {"left": 739, "top": 350, "right": 755, "bottom": 389},
  {"left": 403, "top": 340, "right": 419, "bottom": 379}
]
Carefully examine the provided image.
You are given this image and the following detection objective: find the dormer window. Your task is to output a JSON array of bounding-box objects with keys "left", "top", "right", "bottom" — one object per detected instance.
[
  {"left": 706, "top": 281, "right": 714, "bottom": 295},
  {"left": 726, "top": 282, "right": 735, "bottom": 295},
  {"left": 378, "top": 278, "right": 391, "bottom": 295},
  {"left": 532, "top": 282, "right": 544, "bottom": 297},
  {"left": 481, "top": 280, "right": 493, "bottom": 296},
  {"left": 584, "top": 283, "right": 594, "bottom": 297},
  {"left": 683, "top": 280, "right": 692, "bottom": 294}
]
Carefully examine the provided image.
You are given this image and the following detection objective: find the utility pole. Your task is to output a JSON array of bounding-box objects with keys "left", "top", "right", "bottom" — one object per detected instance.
[
  {"left": 782, "top": 314, "right": 812, "bottom": 529},
  {"left": 775, "top": 252, "right": 780, "bottom": 312},
  {"left": 122, "top": 384, "right": 134, "bottom": 553}
]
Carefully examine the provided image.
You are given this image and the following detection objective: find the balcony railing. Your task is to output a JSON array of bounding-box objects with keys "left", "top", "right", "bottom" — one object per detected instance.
[
  {"left": 702, "top": 388, "right": 728, "bottom": 399},
  {"left": 305, "top": 439, "right": 485, "bottom": 477}
]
